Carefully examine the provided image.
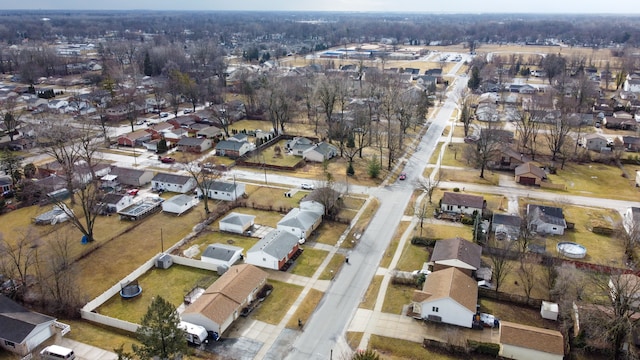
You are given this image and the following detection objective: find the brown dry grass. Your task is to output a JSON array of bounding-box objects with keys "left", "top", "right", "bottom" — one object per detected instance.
[
  {"left": 319, "top": 253, "right": 346, "bottom": 280},
  {"left": 343, "top": 197, "right": 380, "bottom": 249},
  {"left": 285, "top": 288, "right": 324, "bottom": 329},
  {"left": 360, "top": 275, "right": 384, "bottom": 310},
  {"left": 252, "top": 280, "right": 303, "bottom": 325},
  {"left": 380, "top": 221, "right": 411, "bottom": 269}
]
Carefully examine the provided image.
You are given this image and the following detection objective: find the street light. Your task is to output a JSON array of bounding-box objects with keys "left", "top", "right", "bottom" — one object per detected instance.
[{"left": 261, "top": 154, "right": 268, "bottom": 185}]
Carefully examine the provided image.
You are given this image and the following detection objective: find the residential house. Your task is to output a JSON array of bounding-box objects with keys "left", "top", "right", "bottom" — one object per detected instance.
[
  {"left": 117, "top": 129, "right": 152, "bottom": 147},
  {"left": 440, "top": 192, "right": 485, "bottom": 216},
  {"left": 499, "top": 321, "right": 564, "bottom": 360},
  {"left": 219, "top": 212, "right": 255, "bottom": 234},
  {"left": 196, "top": 126, "right": 222, "bottom": 139},
  {"left": 526, "top": 204, "right": 567, "bottom": 235},
  {"left": 514, "top": 162, "right": 546, "bottom": 186},
  {"left": 603, "top": 116, "right": 637, "bottom": 130},
  {"left": 475, "top": 103, "right": 499, "bottom": 122},
  {"left": 168, "top": 115, "right": 198, "bottom": 129},
  {"left": 162, "top": 194, "right": 198, "bottom": 215},
  {"left": 47, "top": 99, "right": 68, "bottom": 112},
  {"left": 151, "top": 173, "right": 196, "bottom": 194},
  {"left": 181, "top": 264, "right": 267, "bottom": 335},
  {"left": 624, "top": 78, "right": 640, "bottom": 93},
  {"left": 0, "top": 295, "right": 58, "bottom": 357},
  {"left": 285, "top": 137, "right": 314, "bottom": 156},
  {"left": 580, "top": 133, "right": 608, "bottom": 152},
  {"left": 246, "top": 229, "right": 301, "bottom": 270},
  {"left": 162, "top": 128, "right": 189, "bottom": 144},
  {"left": 489, "top": 147, "right": 529, "bottom": 170},
  {"left": 411, "top": 267, "right": 478, "bottom": 328},
  {"left": 609, "top": 274, "right": 640, "bottom": 310},
  {"left": 627, "top": 207, "right": 640, "bottom": 232},
  {"left": 108, "top": 167, "right": 154, "bottom": 187},
  {"left": 215, "top": 140, "right": 253, "bottom": 158},
  {"left": 176, "top": 137, "right": 212, "bottom": 153},
  {"left": 491, "top": 213, "right": 522, "bottom": 241},
  {"left": 197, "top": 180, "right": 245, "bottom": 201},
  {"left": 416, "top": 75, "right": 437, "bottom": 88},
  {"left": 623, "top": 136, "right": 640, "bottom": 152},
  {"left": 277, "top": 201, "right": 325, "bottom": 240},
  {"left": 568, "top": 113, "right": 595, "bottom": 126},
  {"left": 200, "top": 244, "right": 244, "bottom": 269},
  {"left": 229, "top": 133, "right": 249, "bottom": 142},
  {"left": 430, "top": 237, "right": 482, "bottom": 276},
  {"left": 0, "top": 176, "right": 13, "bottom": 194},
  {"left": 100, "top": 193, "right": 135, "bottom": 214},
  {"left": 34, "top": 175, "right": 67, "bottom": 193},
  {"left": 145, "top": 122, "right": 174, "bottom": 139},
  {"left": 142, "top": 139, "right": 160, "bottom": 152},
  {"left": 303, "top": 142, "right": 338, "bottom": 162}
]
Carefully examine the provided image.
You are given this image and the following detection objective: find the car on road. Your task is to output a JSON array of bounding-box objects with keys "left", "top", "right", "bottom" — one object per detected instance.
[
  {"left": 160, "top": 112, "right": 169, "bottom": 118},
  {"left": 301, "top": 183, "right": 314, "bottom": 190},
  {"left": 160, "top": 157, "right": 175, "bottom": 163},
  {"left": 183, "top": 108, "right": 193, "bottom": 114},
  {"left": 399, "top": 172, "right": 407, "bottom": 180}
]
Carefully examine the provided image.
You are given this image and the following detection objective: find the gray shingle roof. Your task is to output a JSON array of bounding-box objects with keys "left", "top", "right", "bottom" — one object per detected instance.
[
  {"left": 220, "top": 212, "right": 255, "bottom": 226},
  {"left": 441, "top": 192, "right": 485, "bottom": 209},
  {"left": 152, "top": 172, "right": 192, "bottom": 185},
  {"left": 203, "top": 180, "right": 238, "bottom": 192},
  {"left": 527, "top": 204, "right": 566, "bottom": 226},
  {"left": 201, "top": 244, "right": 243, "bottom": 261},
  {"left": 430, "top": 237, "right": 482, "bottom": 270},
  {"left": 0, "top": 295, "right": 56, "bottom": 343},
  {"left": 248, "top": 229, "right": 299, "bottom": 259},
  {"left": 278, "top": 208, "right": 322, "bottom": 231}
]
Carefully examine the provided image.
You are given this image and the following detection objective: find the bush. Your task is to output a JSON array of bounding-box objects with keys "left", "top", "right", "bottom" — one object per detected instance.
[
  {"left": 453, "top": 187, "right": 460, "bottom": 192},
  {"left": 467, "top": 340, "right": 500, "bottom": 356},
  {"left": 461, "top": 217, "right": 475, "bottom": 225},
  {"left": 411, "top": 237, "right": 436, "bottom": 247}
]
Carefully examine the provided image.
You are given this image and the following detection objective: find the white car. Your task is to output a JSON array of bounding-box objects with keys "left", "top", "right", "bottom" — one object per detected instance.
[
  {"left": 301, "top": 183, "right": 314, "bottom": 190},
  {"left": 412, "top": 269, "right": 431, "bottom": 276}
]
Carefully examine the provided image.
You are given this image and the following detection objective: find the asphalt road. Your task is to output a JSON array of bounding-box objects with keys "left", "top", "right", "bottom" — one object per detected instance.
[{"left": 279, "top": 73, "right": 468, "bottom": 360}]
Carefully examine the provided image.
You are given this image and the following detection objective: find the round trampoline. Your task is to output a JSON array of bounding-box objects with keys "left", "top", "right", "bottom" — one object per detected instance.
[
  {"left": 557, "top": 242, "right": 587, "bottom": 259},
  {"left": 120, "top": 281, "right": 143, "bottom": 299}
]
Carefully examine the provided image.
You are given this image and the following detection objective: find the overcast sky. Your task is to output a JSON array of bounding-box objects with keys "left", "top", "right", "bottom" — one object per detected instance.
[{"left": 5, "top": 0, "right": 639, "bottom": 14}]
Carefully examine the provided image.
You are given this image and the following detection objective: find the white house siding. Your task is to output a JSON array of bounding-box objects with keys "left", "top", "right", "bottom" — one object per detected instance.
[
  {"left": 532, "top": 221, "right": 564, "bottom": 236},
  {"left": 500, "top": 345, "right": 563, "bottom": 360},
  {"left": 180, "top": 313, "right": 221, "bottom": 335},
  {"left": 152, "top": 178, "right": 196, "bottom": 194},
  {"left": 246, "top": 251, "right": 279, "bottom": 270},
  {"left": 204, "top": 183, "right": 245, "bottom": 201},
  {"left": 419, "top": 298, "right": 473, "bottom": 328},
  {"left": 441, "top": 204, "right": 482, "bottom": 216},
  {"left": 24, "top": 323, "right": 55, "bottom": 355}
]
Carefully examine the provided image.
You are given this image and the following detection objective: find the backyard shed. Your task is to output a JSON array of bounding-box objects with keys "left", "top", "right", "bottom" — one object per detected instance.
[
  {"left": 219, "top": 212, "right": 255, "bottom": 234},
  {"left": 162, "top": 194, "right": 198, "bottom": 215},
  {"left": 540, "top": 301, "right": 559, "bottom": 321}
]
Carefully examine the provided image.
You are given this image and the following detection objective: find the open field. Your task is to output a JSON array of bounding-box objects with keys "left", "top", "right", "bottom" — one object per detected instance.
[
  {"left": 98, "top": 265, "right": 217, "bottom": 323},
  {"left": 547, "top": 162, "right": 640, "bottom": 201}
]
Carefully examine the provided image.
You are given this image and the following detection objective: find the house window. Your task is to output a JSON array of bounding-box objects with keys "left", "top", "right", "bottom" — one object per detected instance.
[
  {"left": 552, "top": 227, "right": 557, "bottom": 231},
  {"left": 4, "top": 340, "right": 14, "bottom": 347},
  {"left": 432, "top": 306, "right": 439, "bottom": 312}
]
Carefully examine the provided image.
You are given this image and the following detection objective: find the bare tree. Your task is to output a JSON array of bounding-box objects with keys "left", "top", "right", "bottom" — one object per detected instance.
[
  {"left": 317, "top": 76, "right": 339, "bottom": 141},
  {"left": 468, "top": 120, "right": 502, "bottom": 178},
  {"left": 515, "top": 98, "right": 544, "bottom": 160},
  {"left": 517, "top": 260, "right": 537, "bottom": 302},
  {"left": 211, "top": 102, "right": 232, "bottom": 137},
  {"left": 517, "top": 211, "right": 538, "bottom": 254},
  {"left": 546, "top": 115, "right": 573, "bottom": 163},
  {"left": 458, "top": 89, "right": 474, "bottom": 137},
  {"left": 0, "top": 230, "right": 40, "bottom": 298},
  {"left": 260, "top": 75, "right": 295, "bottom": 135},
  {"left": 415, "top": 169, "right": 441, "bottom": 204},
  {"left": 487, "top": 238, "right": 516, "bottom": 292},
  {"left": 0, "top": 96, "right": 23, "bottom": 141},
  {"left": 182, "top": 162, "right": 222, "bottom": 215}
]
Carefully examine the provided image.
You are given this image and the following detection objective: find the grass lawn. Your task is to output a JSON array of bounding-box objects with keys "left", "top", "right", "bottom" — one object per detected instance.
[
  {"left": 382, "top": 283, "right": 416, "bottom": 314},
  {"left": 252, "top": 280, "right": 303, "bottom": 325},
  {"left": 243, "top": 186, "right": 306, "bottom": 213},
  {"left": 480, "top": 257, "right": 551, "bottom": 300},
  {"left": 313, "top": 221, "right": 349, "bottom": 246},
  {"left": 346, "top": 332, "right": 364, "bottom": 352},
  {"left": 63, "top": 319, "right": 140, "bottom": 355},
  {"left": 422, "top": 223, "right": 473, "bottom": 240},
  {"left": 228, "top": 119, "right": 274, "bottom": 133},
  {"left": 289, "top": 248, "right": 329, "bottom": 277},
  {"left": 478, "top": 298, "right": 559, "bottom": 329},
  {"left": 396, "top": 242, "right": 431, "bottom": 272},
  {"left": 285, "top": 289, "right": 324, "bottom": 329},
  {"left": 319, "top": 253, "right": 346, "bottom": 280},
  {"left": 427, "top": 142, "right": 445, "bottom": 166},
  {"left": 368, "top": 334, "right": 462, "bottom": 360},
  {"left": 343, "top": 198, "right": 380, "bottom": 249},
  {"left": 380, "top": 221, "right": 410, "bottom": 269},
  {"left": 439, "top": 143, "right": 468, "bottom": 168},
  {"left": 360, "top": 275, "right": 384, "bottom": 310},
  {"left": 245, "top": 140, "right": 302, "bottom": 167},
  {"left": 403, "top": 191, "right": 421, "bottom": 216},
  {"left": 440, "top": 168, "right": 500, "bottom": 186},
  {"left": 547, "top": 162, "right": 640, "bottom": 201},
  {"left": 75, "top": 207, "right": 208, "bottom": 299},
  {"left": 452, "top": 124, "right": 467, "bottom": 138},
  {"left": 98, "top": 265, "right": 217, "bottom": 323}
]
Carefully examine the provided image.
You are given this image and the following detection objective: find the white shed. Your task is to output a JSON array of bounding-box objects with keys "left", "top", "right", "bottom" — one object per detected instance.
[
  {"left": 219, "top": 212, "right": 255, "bottom": 234},
  {"left": 540, "top": 301, "right": 559, "bottom": 321},
  {"left": 162, "top": 194, "right": 198, "bottom": 215},
  {"left": 200, "top": 243, "right": 244, "bottom": 268}
]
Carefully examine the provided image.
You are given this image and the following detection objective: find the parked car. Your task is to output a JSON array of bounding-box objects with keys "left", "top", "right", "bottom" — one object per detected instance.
[
  {"left": 301, "top": 183, "right": 314, "bottom": 190},
  {"left": 160, "top": 157, "right": 175, "bottom": 163},
  {"left": 160, "top": 112, "right": 169, "bottom": 118},
  {"left": 480, "top": 313, "right": 500, "bottom": 328},
  {"left": 127, "top": 189, "right": 139, "bottom": 196},
  {"left": 412, "top": 269, "right": 431, "bottom": 276},
  {"left": 399, "top": 172, "right": 407, "bottom": 180},
  {"left": 183, "top": 108, "right": 193, "bottom": 114}
]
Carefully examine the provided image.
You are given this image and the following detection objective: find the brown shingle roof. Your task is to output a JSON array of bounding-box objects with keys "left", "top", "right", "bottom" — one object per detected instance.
[
  {"left": 500, "top": 321, "right": 564, "bottom": 355},
  {"left": 430, "top": 237, "right": 482, "bottom": 270},
  {"left": 514, "top": 162, "right": 546, "bottom": 179},
  {"left": 441, "top": 192, "right": 484, "bottom": 209},
  {"left": 182, "top": 264, "right": 267, "bottom": 324},
  {"left": 420, "top": 267, "right": 478, "bottom": 312}
]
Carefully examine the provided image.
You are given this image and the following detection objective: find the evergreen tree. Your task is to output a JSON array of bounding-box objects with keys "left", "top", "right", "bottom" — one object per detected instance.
[
  {"left": 367, "top": 156, "right": 381, "bottom": 179},
  {"left": 133, "top": 296, "right": 187, "bottom": 360},
  {"left": 468, "top": 66, "right": 481, "bottom": 91},
  {"left": 157, "top": 138, "right": 168, "bottom": 154},
  {"left": 347, "top": 162, "right": 355, "bottom": 176},
  {"left": 143, "top": 52, "right": 153, "bottom": 76}
]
